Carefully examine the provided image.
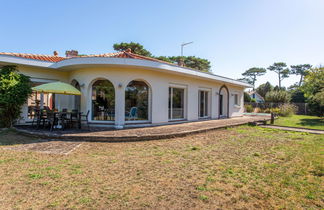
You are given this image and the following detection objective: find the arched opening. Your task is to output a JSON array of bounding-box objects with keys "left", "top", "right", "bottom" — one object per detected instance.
[
  {"left": 71, "top": 79, "right": 81, "bottom": 111},
  {"left": 125, "top": 80, "right": 150, "bottom": 121},
  {"left": 91, "top": 79, "right": 115, "bottom": 121},
  {"left": 219, "top": 85, "right": 229, "bottom": 118}
]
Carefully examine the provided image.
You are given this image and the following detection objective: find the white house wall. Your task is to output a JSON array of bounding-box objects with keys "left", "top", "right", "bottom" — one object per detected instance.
[{"left": 68, "top": 66, "right": 245, "bottom": 126}]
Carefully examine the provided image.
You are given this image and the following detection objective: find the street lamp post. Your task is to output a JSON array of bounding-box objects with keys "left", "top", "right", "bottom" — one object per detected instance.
[{"left": 181, "top": 41, "right": 193, "bottom": 56}]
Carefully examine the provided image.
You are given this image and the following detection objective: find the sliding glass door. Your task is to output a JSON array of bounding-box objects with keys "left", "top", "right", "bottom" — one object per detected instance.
[
  {"left": 198, "top": 90, "right": 209, "bottom": 118},
  {"left": 168, "top": 87, "right": 185, "bottom": 120}
]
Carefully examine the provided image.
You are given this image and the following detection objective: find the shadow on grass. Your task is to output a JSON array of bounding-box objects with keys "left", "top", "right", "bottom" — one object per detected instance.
[
  {"left": 0, "top": 129, "right": 45, "bottom": 146},
  {"left": 298, "top": 118, "right": 324, "bottom": 130}
]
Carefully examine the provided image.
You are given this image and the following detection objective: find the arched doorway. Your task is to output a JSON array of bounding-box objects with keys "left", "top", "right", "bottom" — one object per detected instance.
[
  {"left": 91, "top": 79, "right": 115, "bottom": 121},
  {"left": 125, "top": 80, "right": 150, "bottom": 122},
  {"left": 219, "top": 85, "right": 229, "bottom": 118},
  {"left": 71, "top": 79, "right": 81, "bottom": 111}
]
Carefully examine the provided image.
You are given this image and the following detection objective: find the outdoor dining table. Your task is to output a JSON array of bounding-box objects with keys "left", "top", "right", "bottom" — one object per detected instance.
[{"left": 52, "top": 111, "right": 83, "bottom": 130}]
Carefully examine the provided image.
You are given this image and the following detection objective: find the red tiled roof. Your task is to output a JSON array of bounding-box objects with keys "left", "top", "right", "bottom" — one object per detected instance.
[
  {"left": 80, "top": 50, "right": 175, "bottom": 65},
  {"left": 0, "top": 52, "right": 66, "bottom": 62},
  {"left": 0, "top": 50, "right": 175, "bottom": 65}
]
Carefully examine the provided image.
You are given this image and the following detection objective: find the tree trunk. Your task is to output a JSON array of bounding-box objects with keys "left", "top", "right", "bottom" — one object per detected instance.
[
  {"left": 278, "top": 73, "right": 281, "bottom": 89},
  {"left": 299, "top": 75, "right": 303, "bottom": 87}
]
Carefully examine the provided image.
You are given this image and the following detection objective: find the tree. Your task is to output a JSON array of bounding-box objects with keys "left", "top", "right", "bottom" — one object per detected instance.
[
  {"left": 290, "top": 64, "right": 312, "bottom": 87},
  {"left": 288, "top": 84, "right": 306, "bottom": 103},
  {"left": 113, "top": 42, "right": 211, "bottom": 72},
  {"left": 265, "top": 90, "right": 291, "bottom": 103},
  {"left": 267, "top": 62, "right": 290, "bottom": 88},
  {"left": 179, "top": 56, "right": 211, "bottom": 72},
  {"left": 244, "top": 92, "right": 252, "bottom": 102},
  {"left": 0, "top": 66, "right": 32, "bottom": 127},
  {"left": 113, "top": 42, "right": 152, "bottom": 57},
  {"left": 301, "top": 67, "right": 324, "bottom": 116},
  {"left": 237, "top": 78, "right": 253, "bottom": 85},
  {"left": 154, "top": 56, "right": 211, "bottom": 72},
  {"left": 256, "top": 82, "right": 273, "bottom": 98},
  {"left": 241, "top": 67, "right": 266, "bottom": 90}
]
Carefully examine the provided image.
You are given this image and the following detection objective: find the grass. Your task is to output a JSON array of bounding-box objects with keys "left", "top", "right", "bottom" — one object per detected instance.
[
  {"left": 0, "top": 126, "right": 323, "bottom": 209},
  {"left": 274, "top": 115, "right": 324, "bottom": 130}
]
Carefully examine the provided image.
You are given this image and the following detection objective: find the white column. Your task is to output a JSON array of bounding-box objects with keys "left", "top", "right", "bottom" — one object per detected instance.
[
  {"left": 187, "top": 84, "right": 198, "bottom": 121},
  {"left": 114, "top": 84, "right": 125, "bottom": 129},
  {"left": 211, "top": 87, "right": 219, "bottom": 119}
]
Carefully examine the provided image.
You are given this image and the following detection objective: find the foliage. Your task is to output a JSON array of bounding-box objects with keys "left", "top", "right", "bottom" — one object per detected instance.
[
  {"left": 241, "top": 67, "right": 266, "bottom": 89},
  {"left": 288, "top": 84, "right": 306, "bottom": 103},
  {"left": 113, "top": 42, "right": 152, "bottom": 57},
  {"left": 0, "top": 66, "right": 32, "bottom": 127},
  {"left": 263, "top": 107, "right": 280, "bottom": 114},
  {"left": 237, "top": 77, "right": 253, "bottom": 85},
  {"left": 256, "top": 82, "right": 273, "bottom": 98},
  {"left": 113, "top": 42, "right": 211, "bottom": 72},
  {"left": 301, "top": 67, "right": 324, "bottom": 116},
  {"left": 244, "top": 92, "right": 251, "bottom": 102},
  {"left": 244, "top": 104, "right": 254, "bottom": 112},
  {"left": 265, "top": 90, "right": 291, "bottom": 103},
  {"left": 278, "top": 104, "right": 297, "bottom": 117},
  {"left": 267, "top": 62, "right": 290, "bottom": 88},
  {"left": 273, "top": 85, "right": 286, "bottom": 91},
  {"left": 290, "top": 64, "right": 312, "bottom": 87},
  {"left": 251, "top": 98, "right": 256, "bottom": 102},
  {"left": 157, "top": 56, "right": 211, "bottom": 72}
]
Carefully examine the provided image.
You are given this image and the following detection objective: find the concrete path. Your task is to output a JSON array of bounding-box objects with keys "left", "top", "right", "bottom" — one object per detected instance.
[
  {"left": 17, "top": 116, "right": 270, "bottom": 142},
  {"left": 260, "top": 125, "right": 324, "bottom": 135}
]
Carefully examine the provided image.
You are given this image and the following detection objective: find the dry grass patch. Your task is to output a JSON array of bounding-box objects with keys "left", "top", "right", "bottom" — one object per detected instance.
[{"left": 0, "top": 126, "right": 323, "bottom": 209}]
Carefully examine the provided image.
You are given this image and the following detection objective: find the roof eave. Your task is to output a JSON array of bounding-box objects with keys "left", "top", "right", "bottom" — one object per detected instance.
[{"left": 0, "top": 55, "right": 252, "bottom": 88}]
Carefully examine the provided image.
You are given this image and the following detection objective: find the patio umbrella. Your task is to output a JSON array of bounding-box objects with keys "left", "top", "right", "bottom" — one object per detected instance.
[{"left": 32, "top": 82, "right": 81, "bottom": 95}]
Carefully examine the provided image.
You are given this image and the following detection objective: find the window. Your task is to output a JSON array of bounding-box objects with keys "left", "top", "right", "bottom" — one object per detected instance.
[
  {"left": 125, "top": 80, "right": 149, "bottom": 121},
  {"left": 198, "top": 90, "right": 209, "bottom": 118},
  {"left": 234, "top": 94, "right": 239, "bottom": 106},
  {"left": 92, "top": 80, "right": 115, "bottom": 121},
  {"left": 169, "top": 87, "right": 185, "bottom": 120}
]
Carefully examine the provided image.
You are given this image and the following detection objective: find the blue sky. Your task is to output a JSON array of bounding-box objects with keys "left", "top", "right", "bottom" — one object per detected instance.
[{"left": 1, "top": 0, "right": 323, "bottom": 87}]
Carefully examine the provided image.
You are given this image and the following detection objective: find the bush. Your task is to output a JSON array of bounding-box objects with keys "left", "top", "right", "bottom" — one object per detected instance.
[
  {"left": 245, "top": 104, "right": 253, "bottom": 113},
  {"left": 244, "top": 92, "right": 251, "bottom": 102},
  {"left": 265, "top": 90, "right": 291, "bottom": 103},
  {"left": 0, "top": 66, "right": 32, "bottom": 127},
  {"left": 263, "top": 107, "right": 280, "bottom": 114},
  {"left": 301, "top": 67, "right": 324, "bottom": 116},
  {"left": 278, "top": 104, "right": 297, "bottom": 117}
]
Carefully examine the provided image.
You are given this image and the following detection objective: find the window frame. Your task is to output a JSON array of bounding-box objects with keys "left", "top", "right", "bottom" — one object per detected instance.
[
  {"left": 168, "top": 84, "right": 187, "bottom": 121},
  {"left": 125, "top": 80, "right": 151, "bottom": 124},
  {"left": 233, "top": 93, "right": 240, "bottom": 106},
  {"left": 198, "top": 89, "right": 211, "bottom": 119}
]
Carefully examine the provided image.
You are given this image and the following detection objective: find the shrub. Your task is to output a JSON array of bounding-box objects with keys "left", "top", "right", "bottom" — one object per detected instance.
[
  {"left": 263, "top": 108, "right": 280, "bottom": 114},
  {"left": 0, "top": 66, "right": 32, "bottom": 127},
  {"left": 244, "top": 92, "right": 251, "bottom": 102},
  {"left": 245, "top": 104, "right": 253, "bottom": 113},
  {"left": 301, "top": 67, "right": 324, "bottom": 116},
  {"left": 265, "top": 90, "right": 291, "bottom": 103},
  {"left": 278, "top": 104, "right": 297, "bottom": 117}
]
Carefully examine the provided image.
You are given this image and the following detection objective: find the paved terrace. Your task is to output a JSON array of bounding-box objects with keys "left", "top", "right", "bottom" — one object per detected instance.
[{"left": 17, "top": 116, "right": 271, "bottom": 142}]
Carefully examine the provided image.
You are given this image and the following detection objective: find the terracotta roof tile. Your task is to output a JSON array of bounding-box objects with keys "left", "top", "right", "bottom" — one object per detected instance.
[
  {"left": 0, "top": 51, "right": 175, "bottom": 65},
  {"left": 0, "top": 52, "right": 66, "bottom": 62}
]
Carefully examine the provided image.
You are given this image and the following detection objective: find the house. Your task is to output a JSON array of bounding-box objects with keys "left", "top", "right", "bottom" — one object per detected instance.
[
  {"left": 0, "top": 49, "right": 251, "bottom": 128},
  {"left": 248, "top": 91, "right": 265, "bottom": 103}
]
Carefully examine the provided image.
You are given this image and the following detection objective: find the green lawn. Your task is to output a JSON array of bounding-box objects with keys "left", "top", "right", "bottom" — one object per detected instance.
[
  {"left": 0, "top": 126, "right": 323, "bottom": 209},
  {"left": 274, "top": 115, "right": 324, "bottom": 130}
]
